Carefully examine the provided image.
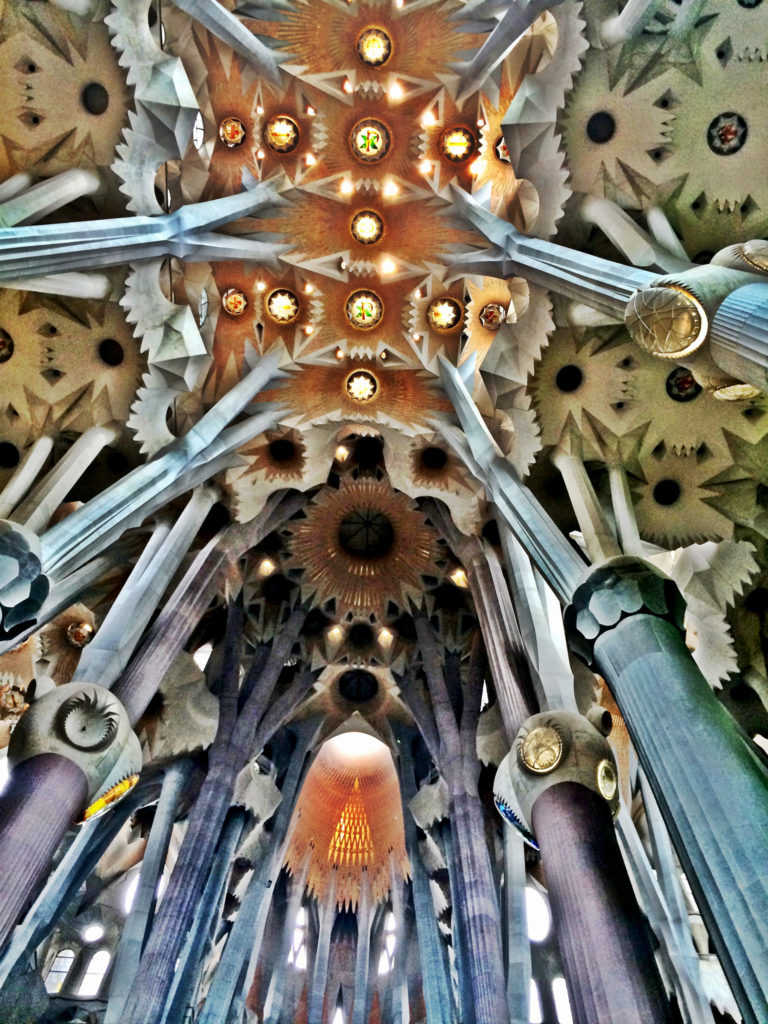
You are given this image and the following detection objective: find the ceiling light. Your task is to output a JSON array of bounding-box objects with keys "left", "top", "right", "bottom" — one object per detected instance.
[
  {"left": 335, "top": 445, "right": 350, "bottom": 462},
  {"left": 449, "top": 567, "right": 469, "bottom": 588},
  {"left": 258, "top": 558, "right": 276, "bottom": 576},
  {"left": 378, "top": 628, "right": 394, "bottom": 648},
  {"left": 343, "top": 77, "right": 354, "bottom": 94},
  {"left": 421, "top": 111, "right": 436, "bottom": 127},
  {"left": 389, "top": 81, "right": 405, "bottom": 101},
  {"left": 381, "top": 258, "right": 396, "bottom": 275},
  {"left": 340, "top": 178, "right": 354, "bottom": 195},
  {"left": 383, "top": 180, "right": 399, "bottom": 197}
]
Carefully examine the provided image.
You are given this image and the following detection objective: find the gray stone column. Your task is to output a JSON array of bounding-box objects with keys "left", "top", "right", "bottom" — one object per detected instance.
[
  {"left": 105, "top": 760, "right": 190, "bottom": 1023},
  {"left": 566, "top": 558, "right": 768, "bottom": 1024}
]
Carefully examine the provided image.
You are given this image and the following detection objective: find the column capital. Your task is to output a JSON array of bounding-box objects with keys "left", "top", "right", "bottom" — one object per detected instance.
[
  {"left": 494, "top": 710, "right": 619, "bottom": 849},
  {"left": 564, "top": 556, "right": 685, "bottom": 665},
  {"left": 0, "top": 519, "right": 50, "bottom": 640},
  {"left": 8, "top": 681, "right": 142, "bottom": 822}
]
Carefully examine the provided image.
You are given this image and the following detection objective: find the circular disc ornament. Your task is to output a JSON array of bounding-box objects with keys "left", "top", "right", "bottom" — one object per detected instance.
[
  {"left": 597, "top": 759, "right": 618, "bottom": 801},
  {"left": 346, "top": 369, "right": 379, "bottom": 402},
  {"left": 222, "top": 288, "right": 248, "bottom": 316},
  {"left": 346, "top": 290, "right": 383, "bottom": 329},
  {"left": 350, "top": 119, "right": 390, "bottom": 162},
  {"left": 707, "top": 112, "right": 748, "bottom": 156},
  {"left": 351, "top": 210, "right": 384, "bottom": 244},
  {"left": 494, "top": 135, "right": 512, "bottom": 163},
  {"left": 479, "top": 302, "right": 507, "bottom": 330},
  {"left": 266, "top": 289, "right": 299, "bottom": 323},
  {"left": 0, "top": 329, "right": 14, "bottom": 363},
  {"left": 427, "top": 296, "right": 463, "bottom": 332},
  {"left": 439, "top": 126, "right": 476, "bottom": 162},
  {"left": 264, "top": 114, "right": 300, "bottom": 153},
  {"left": 219, "top": 116, "right": 246, "bottom": 147},
  {"left": 666, "top": 366, "right": 702, "bottom": 402},
  {"left": 67, "top": 622, "right": 94, "bottom": 648},
  {"left": 519, "top": 726, "right": 563, "bottom": 774},
  {"left": 357, "top": 27, "right": 392, "bottom": 66}
]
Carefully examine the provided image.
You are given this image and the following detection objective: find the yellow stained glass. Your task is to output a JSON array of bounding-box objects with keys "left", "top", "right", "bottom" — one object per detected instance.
[{"left": 328, "top": 778, "right": 374, "bottom": 866}]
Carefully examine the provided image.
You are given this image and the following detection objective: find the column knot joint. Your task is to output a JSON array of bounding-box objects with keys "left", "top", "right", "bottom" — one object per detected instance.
[{"left": 564, "top": 556, "right": 686, "bottom": 665}]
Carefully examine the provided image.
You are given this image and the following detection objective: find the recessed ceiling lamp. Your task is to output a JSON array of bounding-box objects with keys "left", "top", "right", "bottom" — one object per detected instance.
[
  {"left": 218, "top": 116, "right": 246, "bottom": 148},
  {"left": 346, "top": 290, "right": 383, "bottom": 330},
  {"left": 439, "top": 125, "right": 476, "bottom": 162},
  {"left": 350, "top": 119, "right": 391, "bottom": 162},
  {"left": 221, "top": 288, "right": 248, "bottom": 316},
  {"left": 351, "top": 210, "right": 384, "bottom": 244},
  {"left": 427, "top": 296, "right": 463, "bottom": 332},
  {"left": 266, "top": 289, "right": 299, "bottom": 323},
  {"left": 357, "top": 27, "right": 392, "bottom": 66},
  {"left": 264, "top": 114, "right": 300, "bottom": 153},
  {"left": 346, "top": 370, "right": 379, "bottom": 402}
]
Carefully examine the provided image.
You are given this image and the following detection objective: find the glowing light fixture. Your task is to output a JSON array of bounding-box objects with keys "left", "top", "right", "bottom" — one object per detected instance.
[
  {"left": 350, "top": 119, "right": 391, "bottom": 162},
  {"left": 340, "top": 178, "right": 354, "bottom": 195},
  {"left": 346, "top": 369, "right": 379, "bottom": 402},
  {"left": 427, "top": 296, "right": 463, "bottom": 332},
  {"left": 258, "top": 558, "right": 276, "bottom": 577},
  {"left": 421, "top": 110, "right": 436, "bottom": 127},
  {"left": 343, "top": 77, "right": 354, "bottom": 94},
  {"left": 264, "top": 114, "right": 300, "bottom": 153},
  {"left": 449, "top": 567, "right": 469, "bottom": 588},
  {"left": 351, "top": 209, "right": 384, "bottom": 244},
  {"left": 83, "top": 925, "right": 104, "bottom": 943},
  {"left": 383, "top": 179, "right": 399, "bottom": 197},
  {"left": 266, "top": 289, "right": 300, "bottom": 323},
  {"left": 346, "top": 290, "right": 384, "bottom": 330},
  {"left": 389, "top": 81, "right": 405, "bottom": 101},
  {"left": 381, "top": 257, "right": 397, "bottom": 275},
  {"left": 357, "top": 27, "right": 392, "bottom": 66},
  {"left": 335, "top": 444, "right": 350, "bottom": 462},
  {"left": 439, "top": 125, "right": 476, "bottom": 162},
  {"left": 378, "top": 627, "right": 394, "bottom": 648},
  {"left": 221, "top": 288, "right": 248, "bottom": 316},
  {"left": 218, "top": 116, "right": 246, "bottom": 148}
]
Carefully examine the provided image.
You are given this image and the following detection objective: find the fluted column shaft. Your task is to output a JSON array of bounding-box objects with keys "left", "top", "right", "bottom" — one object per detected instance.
[
  {"left": 710, "top": 282, "right": 768, "bottom": 392},
  {"left": 105, "top": 761, "right": 190, "bottom": 1023},
  {"left": 593, "top": 614, "right": 768, "bottom": 1024},
  {"left": 532, "top": 783, "right": 672, "bottom": 1024},
  {"left": 0, "top": 754, "right": 87, "bottom": 946}
]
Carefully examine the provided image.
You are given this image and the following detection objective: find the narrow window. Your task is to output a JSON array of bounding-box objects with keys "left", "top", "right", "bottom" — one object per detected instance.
[
  {"left": 45, "top": 949, "right": 75, "bottom": 993},
  {"left": 77, "top": 950, "right": 112, "bottom": 998}
]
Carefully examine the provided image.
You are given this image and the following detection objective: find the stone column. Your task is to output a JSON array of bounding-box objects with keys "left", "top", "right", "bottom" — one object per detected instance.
[
  {"left": 0, "top": 682, "right": 141, "bottom": 950},
  {"left": 495, "top": 710, "right": 673, "bottom": 1024},
  {"left": 534, "top": 783, "right": 672, "bottom": 1024},
  {"left": 0, "top": 754, "right": 88, "bottom": 944},
  {"left": 0, "top": 436, "right": 54, "bottom": 519},
  {"left": 77, "top": 486, "right": 218, "bottom": 688},
  {"left": 351, "top": 873, "right": 373, "bottom": 1024},
  {"left": 14, "top": 424, "right": 121, "bottom": 533},
  {"left": 709, "top": 282, "right": 768, "bottom": 393},
  {"left": 0, "top": 169, "right": 100, "bottom": 228},
  {"left": 105, "top": 760, "right": 190, "bottom": 1024},
  {"left": 397, "top": 731, "right": 456, "bottom": 1024},
  {"left": 566, "top": 558, "right": 768, "bottom": 1024},
  {"left": 163, "top": 808, "right": 249, "bottom": 1024},
  {"left": 308, "top": 877, "right": 337, "bottom": 1024}
]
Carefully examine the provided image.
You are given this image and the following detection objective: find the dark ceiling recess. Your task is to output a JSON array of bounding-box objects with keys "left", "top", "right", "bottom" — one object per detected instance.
[{"left": 338, "top": 668, "right": 379, "bottom": 702}]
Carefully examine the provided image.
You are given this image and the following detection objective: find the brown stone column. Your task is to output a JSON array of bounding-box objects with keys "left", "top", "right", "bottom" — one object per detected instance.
[{"left": 532, "top": 782, "right": 673, "bottom": 1024}]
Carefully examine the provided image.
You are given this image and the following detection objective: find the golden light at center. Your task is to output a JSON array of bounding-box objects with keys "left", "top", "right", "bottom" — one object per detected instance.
[
  {"left": 346, "top": 369, "right": 379, "bottom": 402},
  {"left": 351, "top": 209, "right": 384, "bottom": 244},
  {"left": 357, "top": 27, "right": 392, "bottom": 66}
]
